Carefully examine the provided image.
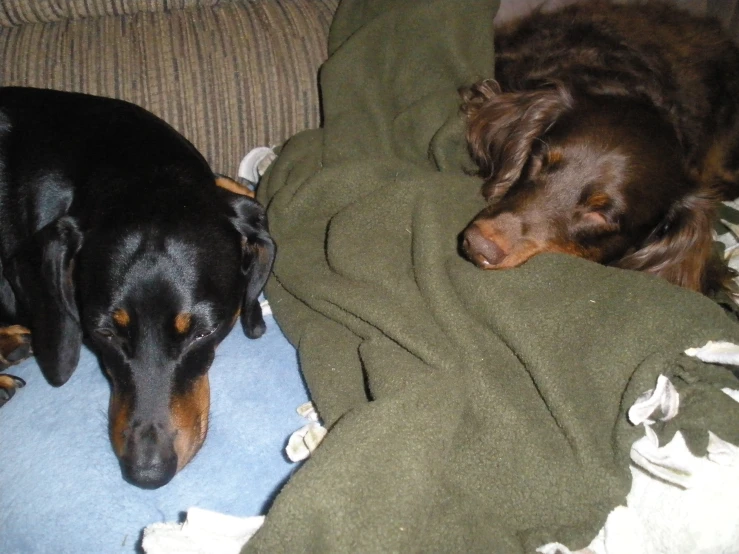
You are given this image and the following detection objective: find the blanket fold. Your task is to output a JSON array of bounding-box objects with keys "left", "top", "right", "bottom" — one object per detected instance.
[{"left": 250, "top": 0, "right": 739, "bottom": 551}]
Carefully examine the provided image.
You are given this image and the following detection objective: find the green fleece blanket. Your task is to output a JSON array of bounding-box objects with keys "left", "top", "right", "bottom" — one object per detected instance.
[{"left": 247, "top": 1, "right": 739, "bottom": 551}]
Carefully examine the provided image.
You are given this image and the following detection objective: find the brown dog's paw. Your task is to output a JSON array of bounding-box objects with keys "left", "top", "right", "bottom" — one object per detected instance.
[
  {"left": 0, "top": 325, "right": 32, "bottom": 369},
  {"left": 0, "top": 374, "right": 26, "bottom": 407}
]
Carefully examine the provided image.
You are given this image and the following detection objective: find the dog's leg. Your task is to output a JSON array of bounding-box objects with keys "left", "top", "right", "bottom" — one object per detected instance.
[
  {"left": 0, "top": 374, "right": 26, "bottom": 407},
  {"left": 0, "top": 325, "right": 31, "bottom": 407},
  {"left": 0, "top": 325, "right": 31, "bottom": 367}
]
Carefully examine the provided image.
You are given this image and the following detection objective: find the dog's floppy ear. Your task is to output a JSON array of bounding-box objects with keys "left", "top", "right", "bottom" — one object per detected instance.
[
  {"left": 13, "top": 216, "right": 84, "bottom": 386},
  {"left": 461, "top": 80, "right": 573, "bottom": 201},
  {"left": 615, "top": 192, "right": 727, "bottom": 293},
  {"left": 218, "top": 177, "right": 276, "bottom": 339}
]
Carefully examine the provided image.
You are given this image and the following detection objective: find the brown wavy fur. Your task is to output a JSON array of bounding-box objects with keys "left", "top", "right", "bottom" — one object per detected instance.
[{"left": 461, "top": 1, "right": 739, "bottom": 296}]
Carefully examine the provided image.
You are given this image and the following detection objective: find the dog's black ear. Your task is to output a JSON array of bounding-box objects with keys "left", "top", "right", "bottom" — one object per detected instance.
[
  {"left": 17, "top": 216, "right": 84, "bottom": 386},
  {"left": 218, "top": 180, "right": 276, "bottom": 339}
]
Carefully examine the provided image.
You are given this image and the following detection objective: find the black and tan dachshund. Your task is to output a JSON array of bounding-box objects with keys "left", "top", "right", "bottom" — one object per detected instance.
[{"left": 0, "top": 87, "right": 275, "bottom": 489}]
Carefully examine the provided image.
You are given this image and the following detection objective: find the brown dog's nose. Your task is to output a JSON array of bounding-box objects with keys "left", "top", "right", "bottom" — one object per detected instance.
[{"left": 463, "top": 223, "right": 506, "bottom": 267}]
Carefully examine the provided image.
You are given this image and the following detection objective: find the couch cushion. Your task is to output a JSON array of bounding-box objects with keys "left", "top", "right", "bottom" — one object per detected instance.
[
  {"left": 0, "top": 0, "right": 338, "bottom": 177},
  {"left": 0, "top": 0, "right": 243, "bottom": 27}
]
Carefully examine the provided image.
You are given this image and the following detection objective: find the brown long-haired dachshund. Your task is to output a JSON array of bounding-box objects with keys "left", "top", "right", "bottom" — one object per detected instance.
[{"left": 461, "top": 1, "right": 739, "bottom": 296}]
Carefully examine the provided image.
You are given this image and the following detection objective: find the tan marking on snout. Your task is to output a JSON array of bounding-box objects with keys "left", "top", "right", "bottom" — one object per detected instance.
[
  {"left": 112, "top": 309, "right": 130, "bottom": 327},
  {"left": 469, "top": 220, "right": 590, "bottom": 269},
  {"left": 170, "top": 374, "right": 210, "bottom": 471},
  {"left": 174, "top": 312, "right": 192, "bottom": 335},
  {"left": 484, "top": 239, "right": 543, "bottom": 269},
  {"left": 480, "top": 241, "right": 589, "bottom": 269},
  {"left": 109, "top": 390, "right": 132, "bottom": 459},
  {"left": 215, "top": 176, "right": 255, "bottom": 198}
]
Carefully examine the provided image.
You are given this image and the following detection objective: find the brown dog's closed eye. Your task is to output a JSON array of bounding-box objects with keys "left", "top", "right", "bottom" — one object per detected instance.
[{"left": 460, "top": 1, "right": 739, "bottom": 297}]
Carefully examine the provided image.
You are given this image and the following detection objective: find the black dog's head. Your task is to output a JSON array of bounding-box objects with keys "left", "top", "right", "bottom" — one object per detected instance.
[{"left": 16, "top": 178, "right": 274, "bottom": 489}]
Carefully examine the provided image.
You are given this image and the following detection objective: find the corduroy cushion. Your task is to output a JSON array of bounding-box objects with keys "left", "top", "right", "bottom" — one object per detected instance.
[
  {"left": 0, "top": 0, "right": 236, "bottom": 26},
  {"left": 0, "top": 0, "right": 338, "bottom": 177}
]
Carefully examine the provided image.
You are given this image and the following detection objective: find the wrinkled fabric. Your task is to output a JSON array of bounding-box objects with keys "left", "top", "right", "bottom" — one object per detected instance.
[{"left": 249, "top": 1, "right": 739, "bottom": 551}]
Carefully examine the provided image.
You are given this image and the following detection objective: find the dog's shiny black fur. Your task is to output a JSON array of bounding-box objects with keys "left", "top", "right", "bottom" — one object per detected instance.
[{"left": 0, "top": 87, "right": 275, "bottom": 488}]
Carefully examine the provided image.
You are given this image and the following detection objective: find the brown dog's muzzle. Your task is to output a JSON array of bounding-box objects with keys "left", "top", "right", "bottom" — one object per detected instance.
[
  {"left": 463, "top": 222, "right": 509, "bottom": 268},
  {"left": 463, "top": 215, "right": 548, "bottom": 269},
  {"left": 462, "top": 217, "right": 572, "bottom": 270},
  {"left": 109, "top": 374, "right": 210, "bottom": 489}
]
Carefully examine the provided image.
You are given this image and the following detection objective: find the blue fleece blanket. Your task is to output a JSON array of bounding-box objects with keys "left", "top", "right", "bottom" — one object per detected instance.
[{"left": 0, "top": 308, "right": 308, "bottom": 554}]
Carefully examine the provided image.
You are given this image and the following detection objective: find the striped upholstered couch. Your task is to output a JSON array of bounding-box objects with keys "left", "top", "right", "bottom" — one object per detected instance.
[{"left": 0, "top": 0, "right": 338, "bottom": 178}]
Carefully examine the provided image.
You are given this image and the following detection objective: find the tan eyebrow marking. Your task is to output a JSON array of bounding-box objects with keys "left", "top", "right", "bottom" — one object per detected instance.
[
  {"left": 112, "top": 309, "right": 130, "bottom": 327},
  {"left": 586, "top": 192, "right": 611, "bottom": 210},
  {"left": 174, "top": 312, "right": 192, "bottom": 335},
  {"left": 545, "top": 149, "right": 563, "bottom": 166}
]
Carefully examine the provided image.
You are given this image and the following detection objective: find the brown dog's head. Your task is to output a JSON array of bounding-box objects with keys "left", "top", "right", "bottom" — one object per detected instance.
[{"left": 460, "top": 81, "right": 728, "bottom": 293}]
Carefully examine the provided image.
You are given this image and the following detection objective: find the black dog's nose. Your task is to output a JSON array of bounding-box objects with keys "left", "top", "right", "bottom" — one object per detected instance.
[
  {"left": 123, "top": 458, "right": 177, "bottom": 489},
  {"left": 463, "top": 224, "right": 505, "bottom": 267},
  {"left": 120, "top": 422, "right": 178, "bottom": 489}
]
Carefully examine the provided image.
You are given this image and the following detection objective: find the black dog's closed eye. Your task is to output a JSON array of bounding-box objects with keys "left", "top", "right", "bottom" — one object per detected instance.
[{"left": 94, "top": 326, "right": 213, "bottom": 341}]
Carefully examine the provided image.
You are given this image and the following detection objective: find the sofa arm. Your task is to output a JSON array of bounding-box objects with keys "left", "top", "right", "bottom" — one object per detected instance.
[{"left": 0, "top": 0, "right": 337, "bottom": 177}]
